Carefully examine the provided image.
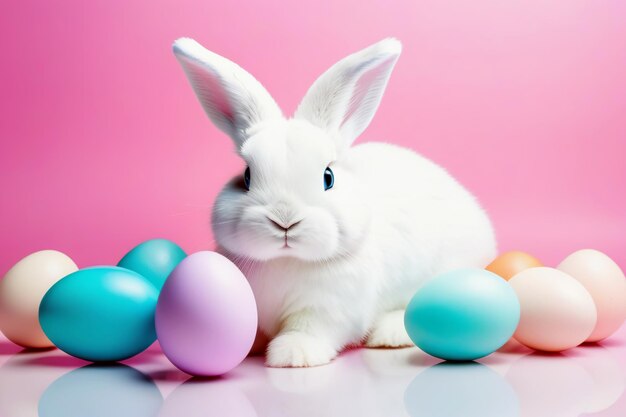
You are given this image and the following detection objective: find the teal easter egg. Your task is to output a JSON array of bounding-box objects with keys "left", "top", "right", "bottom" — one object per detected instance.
[
  {"left": 39, "top": 267, "right": 158, "bottom": 362},
  {"left": 404, "top": 269, "right": 520, "bottom": 361},
  {"left": 118, "top": 239, "right": 186, "bottom": 290}
]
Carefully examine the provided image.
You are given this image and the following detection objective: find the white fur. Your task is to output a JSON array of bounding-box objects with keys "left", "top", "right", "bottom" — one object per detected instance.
[{"left": 173, "top": 37, "right": 497, "bottom": 367}]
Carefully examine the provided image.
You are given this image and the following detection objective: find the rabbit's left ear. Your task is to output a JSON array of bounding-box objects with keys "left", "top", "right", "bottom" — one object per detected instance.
[{"left": 295, "top": 38, "right": 401, "bottom": 151}]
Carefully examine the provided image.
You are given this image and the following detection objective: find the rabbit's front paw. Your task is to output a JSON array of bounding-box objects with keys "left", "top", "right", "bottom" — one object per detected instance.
[
  {"left": 365, "top": 310, "right": 414, "bottom": 348},
  {"left": 266, "top": 332, "right": 337, "bottom": 368}
]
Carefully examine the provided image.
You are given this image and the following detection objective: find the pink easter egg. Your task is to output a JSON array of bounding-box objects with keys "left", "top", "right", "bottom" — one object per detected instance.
[
  {"left": 509, "top": 267, "right": 597, "bottom": 352},
  {"left": 558, "top": 249, "right": 626, "bottom": 342},
  {"left": 155, "top": 251, "right": 257, "bottom": 376}
]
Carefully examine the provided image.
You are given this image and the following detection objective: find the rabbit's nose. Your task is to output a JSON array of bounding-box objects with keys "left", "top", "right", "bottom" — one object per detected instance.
[{"left": 266, "top": 216, "right": 301, "bottom": 232}]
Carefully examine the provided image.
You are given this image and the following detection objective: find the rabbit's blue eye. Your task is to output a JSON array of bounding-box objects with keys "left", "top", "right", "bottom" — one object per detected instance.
[
  {"left": 244, "top": 167, "right": 251, "bottom": 190},
  {"left": 324, "top": 167, "right": 334, "bottom": 190}
]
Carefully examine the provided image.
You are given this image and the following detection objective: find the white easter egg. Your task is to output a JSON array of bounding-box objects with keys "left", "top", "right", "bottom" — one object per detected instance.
[{"left": 509, "top": 267, "right": 597, "bottom": 352}]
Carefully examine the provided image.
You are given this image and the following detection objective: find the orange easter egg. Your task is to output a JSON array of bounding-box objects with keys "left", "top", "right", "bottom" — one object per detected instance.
[{"left": 486, "top": 251, "right": 543, "bottom": 281}]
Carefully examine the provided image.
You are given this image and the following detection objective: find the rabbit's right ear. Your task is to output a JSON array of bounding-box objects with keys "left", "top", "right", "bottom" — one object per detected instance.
[{"left": 173, "top": 38, "right": 283, "bottom": 149}]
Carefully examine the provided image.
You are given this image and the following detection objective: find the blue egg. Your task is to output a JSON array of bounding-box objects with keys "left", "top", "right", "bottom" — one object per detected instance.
[
  {"left": 404, "top": 269, "right": 520, "bottom": 361},
  {"left": 117, "top": 239, "right": 186, "bottom": 290},
  {"left": 39, "top": 267, "right": 158, "bottom": 362}
]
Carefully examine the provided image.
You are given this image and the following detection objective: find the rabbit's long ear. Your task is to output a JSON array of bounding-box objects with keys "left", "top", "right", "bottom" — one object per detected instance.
[
  {"left": 173, "top": 38, "right": 283, "bottom": 148},
  {"left": 295, "top": 38, "right": 401, "bottom": 150}
]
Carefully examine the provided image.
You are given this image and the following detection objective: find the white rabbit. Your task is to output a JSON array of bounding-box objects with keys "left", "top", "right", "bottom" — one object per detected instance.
[{"left": 173, "top": 37, "right": 497, "bottom": 367}]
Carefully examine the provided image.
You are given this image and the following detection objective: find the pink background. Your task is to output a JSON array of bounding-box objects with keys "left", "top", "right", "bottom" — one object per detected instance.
[{"left": 1, "top": 0, "right": 625, "bottom": 274}]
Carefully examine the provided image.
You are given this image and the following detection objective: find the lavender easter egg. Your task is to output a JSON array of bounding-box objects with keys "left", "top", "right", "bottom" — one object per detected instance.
[{"left": 155, "top": 251, "right": 257, "bottom": 376}]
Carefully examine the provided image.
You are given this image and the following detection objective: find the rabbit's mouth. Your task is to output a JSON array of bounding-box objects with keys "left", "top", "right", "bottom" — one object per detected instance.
[{"left": 282, "top": 234, "right": 292, "bottom": 249}]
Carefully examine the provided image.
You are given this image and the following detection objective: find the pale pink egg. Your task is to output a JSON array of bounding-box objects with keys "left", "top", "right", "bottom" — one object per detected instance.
[
  {"left": 509, "top": 267, "right": 597, "bottom": 352},
  {"left": 558, "top": 249, "right": 626, "bottom": 342}
]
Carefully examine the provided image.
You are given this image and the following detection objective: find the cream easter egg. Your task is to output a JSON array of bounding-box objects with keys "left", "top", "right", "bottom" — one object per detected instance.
[
  {"left": 509, "top": 267, "right": 597, "bottom": 352},
  {"left": 558, "top": 249, "right": 626, "bottom": 342},
  {"left": 0, "top": 250, "right": 78, "bottom": 348}
]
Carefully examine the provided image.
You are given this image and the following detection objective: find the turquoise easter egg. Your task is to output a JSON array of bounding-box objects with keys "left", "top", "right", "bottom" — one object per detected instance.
[
  {"left": 39, "top": 267, "right": 158, "bottom": 362},
  {"left": 404, "top": 269, "right": 520, "bottom": 361},
  {"left": 117, "top": 239, "right": 186, "bottom": 290}
]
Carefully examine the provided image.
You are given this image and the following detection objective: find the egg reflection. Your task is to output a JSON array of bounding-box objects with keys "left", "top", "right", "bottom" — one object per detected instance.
[
  {"left": 404, "top": 362, "right": 519, "bottom": 417},
  {"left": 505, "top": 345, "right": 624, "bottom": 417},
  {"left": 38, "top": 363, "right": 162, "bottom": 417},
  {"left": 575, "top": 346, "right": 625, "bottom": 414},
  {"left": 506, "top": 353, "right": 590, "bottom": 417},
  {"left": 0, "top": 350, "right": 72, "bottom": 417},
  {"left": 158, "top": 376, "right": 256, "bottom": 417}
]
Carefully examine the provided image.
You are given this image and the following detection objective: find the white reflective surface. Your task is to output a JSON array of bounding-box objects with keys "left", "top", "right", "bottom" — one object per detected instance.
[{"left": 1, "top": 327, "right": 625, "bottom": 417}]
